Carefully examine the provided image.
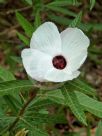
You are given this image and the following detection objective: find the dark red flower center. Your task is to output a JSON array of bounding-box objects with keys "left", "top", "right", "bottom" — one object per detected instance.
[{"left": 52, "top": 55, "right": 67, "bottom": 70}]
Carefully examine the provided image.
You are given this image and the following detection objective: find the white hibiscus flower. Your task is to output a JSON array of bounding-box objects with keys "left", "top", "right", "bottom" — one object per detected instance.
[{"left": 21, "top": 22, "right": 90, "bottom": 82}]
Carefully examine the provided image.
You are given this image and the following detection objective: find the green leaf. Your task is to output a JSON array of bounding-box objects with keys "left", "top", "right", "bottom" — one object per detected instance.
[
  {"left": 62, "top": 87, "right": 87, "bottom": 125},
  {"left": 75, "top": 91, "right": 102, "bottom": 118},
  {"left": 24, "top": 113, "right": 55, "bottom": 125},
  {"left": 0, "top": 0, "right": 6, "bottom": 3},
  {"left": 89, "top": 53, "right": 102, "bottom": 65},
  {"left": 16, "top": 31, "right": 29, "bottom": 45},
  {"left": 69, "top": 11, "right": 82, "bottom": 27},
  {"left": 0, "top": 80, "right": 33, "bottom": 96},
  {"left": 95, "top": 121, "right": 102, "bottom": 136},
  {"left": 47, "top": 89, "right": 64, "bottom": 105},
  {"left": 90, "top": 0, "right": 96, "bottom": 10},
  {"left": 66, "top": 78, "right": 97, "bottom": 97},
  {"left": 47, "top": 90, "right": 102, "bottom": 119},
  {"left": 34, "top": 9, "right": 41, "bottom": 30},
  {"left": 47, "top": 89, "right": 87, "bottom": 125},
  {"left": 46, "top": 6, "right": 76, "bottom": 17},
  {"left": 10, "top": 56, "right": 22, "bottom": 64},
  {"left": 2, "top": 132, "right": 9, "bottom": 136},
  {"left": 38, "top": 108, "right": 49, "bottom": 114},
  {"left": 0, "top": 67, "right": 22, "bottom": 113},
  {"left": 3, "top": 95, "right": 19, "bottom": 113},
  {"left": 48, "top": 14, "right": 88, "bottom": 31},
  {"left": 30, "top": 127, "right": 49, "bottom": 136},
  {"left": 16, "top": 12, "right": 34, "bottom": 37},
  {"left": 48, "top": 14, "right": 102, "bottom": 31},
  {"left": 29, "top": 97, "right": 54, "bottom": 109},
  {"left": 0, "top": 116, "right": 16, "bottom": 135},
  {"left": 89, "top": 46, "right": 102, "bottom": 55},
  {"left": 24, "top": 0, "right": 32, "bottom": 5},
  {"left": 0, "top": 67, "right": 15, "bottom": 81},
  {"left": 48, "top": 14, "right": 70, "bottom": 25},
  {"left": 47, "top": 0, "right": 81, "bottom": 7}
]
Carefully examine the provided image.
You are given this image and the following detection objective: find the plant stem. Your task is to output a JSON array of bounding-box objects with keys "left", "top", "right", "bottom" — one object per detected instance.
[
  {"left": 0, "top": 93, "right": 36, "bottom": 135},
  {"left": 0, "top": 94, "right": 35, "bottom": 135},
  {"left": 8, "top": 93, "right": 36, "bottom": 131}
]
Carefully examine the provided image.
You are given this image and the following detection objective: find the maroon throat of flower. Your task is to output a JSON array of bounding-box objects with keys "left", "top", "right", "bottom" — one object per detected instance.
[{"left": 52, "top": 55, "right": 67, "bottom": 70}]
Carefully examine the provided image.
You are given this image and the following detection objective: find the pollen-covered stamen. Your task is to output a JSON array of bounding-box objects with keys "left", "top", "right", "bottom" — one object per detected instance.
[{"left": 52, "top": 55, "right": 67, "bottom": 70}]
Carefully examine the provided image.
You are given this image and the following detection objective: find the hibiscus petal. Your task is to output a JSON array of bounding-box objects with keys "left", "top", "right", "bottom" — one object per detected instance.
[
  {"left": 61, "top": 27, "right": 89, "bottom": 57},
  {"left": 64, "top": 50, "right": 87, "bottom": 72},
  {"left": 30, "top": 22, "right": 61, "bottom": 56},
  {"left": 21, "top": 48, "right": 53, "bottom": 82},
  {"left": 61, "top": 27, "right": 89, "bottom": 72},
  {"left": 45, "top": 68, "right": 80, "bottom": 82}
]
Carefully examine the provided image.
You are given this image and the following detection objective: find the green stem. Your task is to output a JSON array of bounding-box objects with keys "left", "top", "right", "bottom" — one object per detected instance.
[
  {"left": 0, "top": 92, "right": 36, "bottom": 135},
  {"left": 8, "top": 93, "right": 36, "bottom": 131},
  {"left": 87, "top": 121, "right": 91, "bottom": 136}
]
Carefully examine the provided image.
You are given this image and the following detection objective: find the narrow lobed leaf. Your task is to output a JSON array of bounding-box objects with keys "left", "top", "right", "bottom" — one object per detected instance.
[
  {"left": 0, "top": 80, "right": 33, "bottom": 96},
  {"left": 16, "top": 31, "right": 29, "bottom": 46},
  {"left": 46, "top": 5, "right": 76, "bottom": 17},
  {"left": 0, "top": 67, "right": 15, "bottom": 81},
  {"left": 69, "top": 11, "right": 82, "bottom": 27},
  {"left": 16, "top": 12, "right": 34, "bottom": 37},
  {"left": 62, "top": 87, "right": 87, "bottom": 125},
  {"left": 48, "top": 14, "right": 102, "bottom": 31},
  {"left": 47, "top": 90, "right": 102, "bottom": 119},
  {"left": 90, "top": 0, "right": 96, "bottom": 10},
  {"left": 66, "top": 78, "right": 97, "bottom": 97},
  {"left": 75, "top": 91, "right": 102, "bottom": 118},
  {"left": 34, "top": 9, "right": 41, "bottom": 30},
  {"left": 47, "top": 0, "right": 81, "bottom": 7}
]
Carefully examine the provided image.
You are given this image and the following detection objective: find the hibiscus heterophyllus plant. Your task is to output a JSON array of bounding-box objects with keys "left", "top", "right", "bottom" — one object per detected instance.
[
  {"left": 1, "top": 1, "right": 102, "bottom": 135},
  {"left": 21, "top": 22, "right": 90, "bottom": 82}
]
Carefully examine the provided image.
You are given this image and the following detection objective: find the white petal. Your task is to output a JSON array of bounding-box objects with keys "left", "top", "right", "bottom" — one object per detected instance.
[
  {"left": 45, "top": 67, "right": 80, "bottom": 82},
  {"left": 61, "top": 27, "right": 90, "bottom": 59},
  {"left": 30, "top": 22, "right": 61, "bottom": 56},
  {"left": 71, "top": 71, "right": 80, "bottom": 79},
  {"left": 65, "top": 50, "right": 87, "bottom": 72},
  {"left": 21, "top": 48, "right": 53, "bottom": 82}
]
